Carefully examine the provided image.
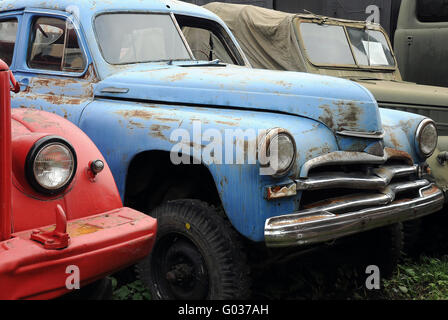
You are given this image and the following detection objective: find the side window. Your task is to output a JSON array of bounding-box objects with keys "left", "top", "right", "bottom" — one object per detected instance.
[
  {"left": 0, "top": 19, "right": 18, "bottom": 67},
  {"left": 176, "top": 15, "right": 245, "bottom": 66},
  {"left": 417, "top": 0, "right": 448, "bottom": 22},
  {"left": 182, "top": 26, "right": 235, "bottom": 64},
  {"left": 28, "top": 16, "right": 86, "bottom": 72}
]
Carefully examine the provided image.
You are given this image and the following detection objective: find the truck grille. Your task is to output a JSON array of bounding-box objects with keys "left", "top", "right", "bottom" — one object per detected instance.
[
  {"left": 296, "top": 148, "right": 427, "bottom": 214},
  {"left": 265, "top": 148, "right": 443, "bottom": 247}
]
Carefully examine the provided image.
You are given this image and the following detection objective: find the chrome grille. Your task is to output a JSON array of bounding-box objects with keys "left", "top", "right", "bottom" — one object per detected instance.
[{"left": 297, "top": 149, "right": 426, "bottom": 214}]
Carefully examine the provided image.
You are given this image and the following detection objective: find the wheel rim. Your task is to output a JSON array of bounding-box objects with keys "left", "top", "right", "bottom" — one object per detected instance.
[{"left": 151, "top": 235, "right": 209, "bottom": 299}]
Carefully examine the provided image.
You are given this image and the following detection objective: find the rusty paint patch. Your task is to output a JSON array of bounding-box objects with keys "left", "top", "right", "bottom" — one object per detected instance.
[
  {"left": 115, "top": 110, "right": 153, "bottom": 120},
  {"left": 271, "top": 214, "right": 334, "bottom": 226},
  {"left": 128, "top": 120, "right": 144, "bottom": 129},
  {"left": 166, "top": 72, "right": 189, "bottom": 82},
  {"left": 68, "top": 223, "right": 103, "bottom": 237},
  {"left": 153, "top": 117, "right": 179, "bottom": 123},
  {"left": 273, "top": 80, "right": 293, "bottom": 88},
  {"left": 149, "top": 124, "right": 171, "bottom": 141},
  {"left": 385, "top": 148, "right": 413, "bottom": 165},
  {"left": 41, "top": 94, "right": 83, "bottom": 105},
  {"left": 216, "top": 120, "right": 239, "bottom": 126},
  {"left": 318, "top": 104, "right": 334, "bottom": 129},
  {"left": 83, "top": 64, "right": 99, "bottom": 83},
  {"left": 421, "top": 185, "right": 440, "bottom": 196},
  {"left": 266, "top": 183, "right": 297, "bottom": 200}
]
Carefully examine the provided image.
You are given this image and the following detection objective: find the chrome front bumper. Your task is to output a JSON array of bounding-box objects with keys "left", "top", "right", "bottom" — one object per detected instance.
[{"left": 265, "top": 184, "right": 444, "bottom": 247}]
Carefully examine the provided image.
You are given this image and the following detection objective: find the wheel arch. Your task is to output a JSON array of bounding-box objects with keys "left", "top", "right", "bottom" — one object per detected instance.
[{"left": 123, "top": 150, "right": 222, "bottom": 213}]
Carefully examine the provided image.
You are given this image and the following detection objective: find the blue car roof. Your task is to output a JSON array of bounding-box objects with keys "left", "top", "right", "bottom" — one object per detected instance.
[{"left": 0, "top": 0, "right": 220, "bottom": 21}]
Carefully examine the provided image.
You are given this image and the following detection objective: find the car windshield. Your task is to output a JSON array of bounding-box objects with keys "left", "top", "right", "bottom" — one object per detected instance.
[
  {"left": 299, "top": 22, "right": 395, "bottom": 68},
  {"left": 95, "top": 13, "right": 192, "bottom": 64}
]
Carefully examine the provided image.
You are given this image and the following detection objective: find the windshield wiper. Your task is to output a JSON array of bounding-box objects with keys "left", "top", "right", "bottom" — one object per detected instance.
[
  {"left": 165, "top": 59, "right": 194, "bottom": 65},
  {"left": 344, "top": 76, "right": 383, "bottom": 81},
  {"left": 179, "top": 59, "right": 227, "bottom": 68}
]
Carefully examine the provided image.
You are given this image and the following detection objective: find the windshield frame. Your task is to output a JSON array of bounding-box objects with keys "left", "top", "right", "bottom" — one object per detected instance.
[
  {"left": 295, "top": 19, "right": 398, "bottom": 71},
  {"left": 93, "top": 11, "right": 195, "bottom": 65}
]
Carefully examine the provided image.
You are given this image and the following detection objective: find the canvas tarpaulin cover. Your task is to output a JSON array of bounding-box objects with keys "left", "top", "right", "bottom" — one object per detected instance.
[{"left": 204, "top": 2, "right": 306, "bottom": 71}]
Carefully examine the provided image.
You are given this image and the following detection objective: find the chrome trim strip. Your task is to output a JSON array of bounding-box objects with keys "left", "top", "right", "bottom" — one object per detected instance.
[
  {"left": 296, "top": 165, "right": 418, "bottom": 191},
  {"left": 296, "top": 179, "right": 428, "bottom": 216},
  {"left": 299, "top": 148, "right": 412, "bottom": 177},
  {"left": 265, "top": 184, "right": 443, "bottom": 247},
  {"left": 100, "top": 87, "right": 130, "bottom": 94},
  {"left": 337, "top": 130, "right": 385, "bottom": 139},
  {"left": 299, "top": 151, "right": 386, "bottom": 177}
]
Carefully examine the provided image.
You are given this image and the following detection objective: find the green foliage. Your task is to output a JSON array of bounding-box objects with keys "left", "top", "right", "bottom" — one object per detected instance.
[
  {"left": 110, "top": 277, "right": 152, "bottom": 300},
  {"left": 383, "top": 256, "right": 448, "bottom": 300},
  {"left": 110, "top": 256, "right": 448, "bottom": 300}
]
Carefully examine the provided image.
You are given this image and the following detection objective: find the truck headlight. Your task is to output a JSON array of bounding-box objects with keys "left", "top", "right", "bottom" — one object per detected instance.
[
  {"left": 259, "top": 128, "right": 296, "bottom": 177},
  {"left": 416, "top": 119, "right": 438, "bottom": 158},
  {"left": 26, "top": 136, "right": 77, "bottom": 194}
]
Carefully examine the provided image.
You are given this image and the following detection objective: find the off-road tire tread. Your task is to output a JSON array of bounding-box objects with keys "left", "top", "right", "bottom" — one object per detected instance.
[{"left": 136, "top": 199, "right": 251, "bottom": 300}]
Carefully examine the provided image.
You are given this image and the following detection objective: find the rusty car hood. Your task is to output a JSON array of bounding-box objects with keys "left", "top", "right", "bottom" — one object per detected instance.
[
  {"left": 95, "top": 65, "right": 382, "bottom": 134},
  {"left": 354, "top": 79, "right": 448, "bottom": 108}
]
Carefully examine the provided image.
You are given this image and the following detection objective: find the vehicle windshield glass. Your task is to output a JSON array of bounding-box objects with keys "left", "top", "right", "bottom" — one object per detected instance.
[
  {"left": 300, "top": 23, "right": 355, "bottom": 65},
  {"left": 299, "top": 22, "right": 395, "bottom": 68},
  {"left": 95, "top": 13, "right": 192, "bottom": 64},
  {"left": 346, "top": 27, "right": 395, "bottom": 67}
]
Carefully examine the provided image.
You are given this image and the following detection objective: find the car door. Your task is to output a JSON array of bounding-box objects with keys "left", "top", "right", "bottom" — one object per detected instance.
[
  {"left": 10, "top": 10, "right": 95, "bottom": 125},
  {"left": 394, "top": 0, "right": 448, "bottom": 87}
]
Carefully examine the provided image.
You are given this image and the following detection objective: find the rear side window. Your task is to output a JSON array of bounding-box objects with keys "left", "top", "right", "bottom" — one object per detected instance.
[
  {"left": 0, "top": 19, "right": 18, "bottom": 67},
  {"left": 28, "top": 16, "right": 86, "bottom": 72},
  {"left": 417, "top": 0, "right": 448, "bottom": 22}
]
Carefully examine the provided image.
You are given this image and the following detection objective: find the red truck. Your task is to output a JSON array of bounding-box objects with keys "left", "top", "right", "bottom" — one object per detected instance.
[{"left": 0, "top": 60, "right": 157, "bottom": 300}]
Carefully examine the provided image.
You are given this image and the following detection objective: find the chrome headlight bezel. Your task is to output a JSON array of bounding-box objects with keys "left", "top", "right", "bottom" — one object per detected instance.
[
  {"left": 259, "top": 128, "right": 297, "bottom": 178},
  {"left": 25, "top": 136, "right": 77, "bottom": 195},
  {"left": 415, "top": 119, "right": 438, "bottom": 158}
]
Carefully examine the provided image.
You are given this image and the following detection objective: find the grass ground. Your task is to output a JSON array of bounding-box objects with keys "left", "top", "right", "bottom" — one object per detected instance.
[
  {"left": 111, "top": 211, "right": 448, "bottom": 300},
  {"left": 383, "top": 256, "right": 448, "bottom": 299}
]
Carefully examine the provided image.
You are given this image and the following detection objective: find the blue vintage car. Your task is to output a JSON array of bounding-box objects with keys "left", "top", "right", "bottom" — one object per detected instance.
[{"left": 2, "top": 0, "right": 443, "bottom": 299}]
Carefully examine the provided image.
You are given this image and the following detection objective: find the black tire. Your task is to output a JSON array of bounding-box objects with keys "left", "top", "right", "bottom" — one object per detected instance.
[
  {"left": 358, "top": 223, "right": 403, "bottom": 279},
  {"left": 402, "top": 219, "right": 422, "bottom": 258},
  {"left": 136, "top": 199, "right": 251, "bottom": 300}
]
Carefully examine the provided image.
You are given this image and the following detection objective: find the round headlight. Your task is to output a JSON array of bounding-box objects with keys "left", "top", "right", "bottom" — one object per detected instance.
[
  {"left": 259, "top": 128, "right": 296, "bottom": 177},
  {"left": 416, "top": 119, "right": 438, "bottom": 158},
  {"left": 26, "top": 136, "right": 77, "bottom": 194}
]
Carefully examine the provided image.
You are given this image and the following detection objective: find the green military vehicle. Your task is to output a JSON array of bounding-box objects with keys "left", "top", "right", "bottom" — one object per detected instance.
[
  {"left": 395, "top": 0, "right": 448, "bottom": 88},
  {"left": 200, "top": 2, "right": 448, "bottom": 196}
]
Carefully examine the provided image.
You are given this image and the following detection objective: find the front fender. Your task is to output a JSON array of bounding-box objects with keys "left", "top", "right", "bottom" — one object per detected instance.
[
  {"left": 79, "top": 100, "right": 338, "bottom": 241},
  {"left": 379, "top": 107, "right": 426, "bottom": 163}
]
